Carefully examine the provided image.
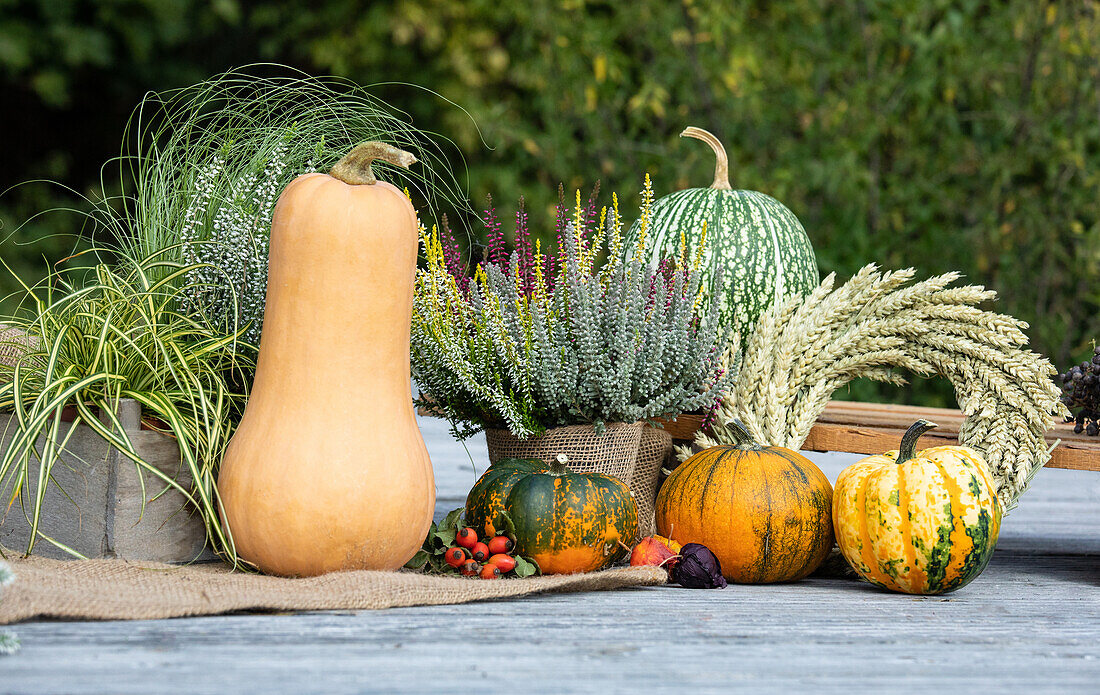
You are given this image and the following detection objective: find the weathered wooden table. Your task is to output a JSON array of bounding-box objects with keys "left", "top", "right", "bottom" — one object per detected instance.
[{"left": 2, "top": 414, "right": 1098, "bottom": 693}]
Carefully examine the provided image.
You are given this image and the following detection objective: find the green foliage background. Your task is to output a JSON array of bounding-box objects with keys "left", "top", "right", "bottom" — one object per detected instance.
[{"left": 2, "top": 0, "right": 1098, "bottom": 405}]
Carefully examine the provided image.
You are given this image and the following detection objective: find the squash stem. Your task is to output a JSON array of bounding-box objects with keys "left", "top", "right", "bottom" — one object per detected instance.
[
  {"left": 549, "top": 453, "right": 572, "bottom": 477},
  {"left": 728, "top": 419, "right": 762, "bottom": 451},
  {"left": 681, "top": 126, "right": 732, "bottom": 190},
  {"left": 329, "top": 141, "right": 417, "bottom": 185},
  {"left": 897, "top": 419, "right": 938, "bottom": 464}
]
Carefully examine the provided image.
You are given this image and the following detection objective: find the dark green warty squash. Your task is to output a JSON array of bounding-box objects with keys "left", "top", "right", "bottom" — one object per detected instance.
[{"left": 466, "top": 456, "right": 638, "bottom": 574}]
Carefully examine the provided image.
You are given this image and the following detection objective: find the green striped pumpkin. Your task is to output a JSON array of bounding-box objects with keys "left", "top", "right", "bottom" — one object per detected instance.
[
  {"left": 628, "top": 127, "right": 818, "bottom": 342},
  {"left": 465, "top": 456, "right": 638, "bottom": 575}
]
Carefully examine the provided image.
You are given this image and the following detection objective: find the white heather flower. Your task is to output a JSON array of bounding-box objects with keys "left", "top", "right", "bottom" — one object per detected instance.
[{"left": 181, "top": 143, "right": 301, "bottom": 345}]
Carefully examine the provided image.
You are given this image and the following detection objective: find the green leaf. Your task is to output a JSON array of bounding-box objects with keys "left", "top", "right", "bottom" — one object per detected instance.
[
  {"left": 496, "top": 509, "right": 517, "bottom": 538},
  {"left": 433, "top": 527, "right": 457, "bottom": 548},
  {"left": 427, "top": 554, "right": 452, "bottom": 574},
  {"left": 441, "top": 506, "right": 465, "bottom": 530},
  {"left": 404, "top": 550, "right": 430, "bottom": 570},
  {"left": 513, "top": 555, "right": 540, "bottom": 578}
]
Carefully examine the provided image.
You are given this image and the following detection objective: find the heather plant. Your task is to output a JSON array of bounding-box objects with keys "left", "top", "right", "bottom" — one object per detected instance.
[
  {"left": 178, "top": 138, "right": 307, "bottom": 345},
  {"left": 412, "top": 178, "right": 728, "bottom": 439}
]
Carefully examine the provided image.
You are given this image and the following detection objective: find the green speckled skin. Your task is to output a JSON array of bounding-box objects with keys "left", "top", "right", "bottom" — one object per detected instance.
[{"left": 629, "top": 187, "right": 818, "bottom": 342}]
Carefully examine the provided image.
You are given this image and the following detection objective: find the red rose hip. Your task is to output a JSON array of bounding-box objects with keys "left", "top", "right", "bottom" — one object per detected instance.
[
  {"left": 444, "top": 547, "right": 469, "bottom": 568},
  {"left": 488, "top": 554, "right": 516, "bottom": 573},
  {"left": 487, "top": 535, "right": 514, "bottom": 555},
  {"left": 460, "top": 560, "right": 481, "bottom": 577},
  {"left": 456, "top": 528, "right": 478, "bottom": 549},
  {"left": 471, "top": 542, "right": 490, "bottom": 563}
]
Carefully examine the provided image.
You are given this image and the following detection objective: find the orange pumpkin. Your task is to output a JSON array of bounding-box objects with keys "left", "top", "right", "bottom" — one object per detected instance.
[
  {"left": 655, "top": 420, "right": 833, "bottom": 583},
  {"left": 217, "top": 142, "right": 435, "bottom": 577}
]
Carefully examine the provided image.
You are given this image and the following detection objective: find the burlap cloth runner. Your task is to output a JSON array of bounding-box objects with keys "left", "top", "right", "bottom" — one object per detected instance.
[
  {"left": 0, "top": 550, "right": 666, "bottom": 624},
  {"left": 485, "top": 422, "right": 673, "bottom": 539}
]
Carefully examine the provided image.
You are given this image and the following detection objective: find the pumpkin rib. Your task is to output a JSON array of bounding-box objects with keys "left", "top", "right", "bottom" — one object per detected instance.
[
  {"left": 754, "top": 452, "right": 776, "bottom": 583},
  {"left": 856, "top": 468, "right": 895, "bottom": 589},
  {"left": 931, "top": 455, "right": 975, "bottom": 591},
  {"left": 698, "top": 448, "right": 725, "bottom": 525},
  {"left": 735, "top": 449, "right": 765, "bottom": 583},
  {"left": 779, "top": 456, "right": 810, "bottom": 582},
  {"left": 895, "top": 462, "right": 925, "bottom": 593},
  {"left": 923, "top": 457, "right": 960, "bottom": 592},
  {"left": 770, "top": 448, "right": 822, "bottom": 581},
  {"left": 865, "top": 469, "right": 900, "bottom": 590},
  {"left": 793, "top": 462, "right": 834, "bottom": 581}
]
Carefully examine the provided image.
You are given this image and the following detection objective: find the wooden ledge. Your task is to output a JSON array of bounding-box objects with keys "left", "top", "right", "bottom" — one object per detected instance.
[
  {"left": 803, "top": 401, "right": 1097, "bottom": 471},
  {"left": 419, "top": 398, "right": 1099, "bottom": 471},
  {"left": 659, "top": 402, "right": 1097, "bottom": 471}
]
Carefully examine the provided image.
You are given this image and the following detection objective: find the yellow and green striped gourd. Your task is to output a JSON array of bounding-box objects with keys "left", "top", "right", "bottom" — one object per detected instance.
[{"left": 833, "top": 420, "right": 1002, "bottom": 594}]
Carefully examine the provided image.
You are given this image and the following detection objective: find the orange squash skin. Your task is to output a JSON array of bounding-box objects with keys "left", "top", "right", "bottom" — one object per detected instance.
[
  {"left": 655, "top": 444, "right": 834, "bottom": 583},
  {"left": 217, "top": 171, "right": 435, "bottom": 577}
]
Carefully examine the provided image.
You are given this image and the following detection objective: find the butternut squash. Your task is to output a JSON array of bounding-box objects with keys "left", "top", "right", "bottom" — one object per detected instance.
[{"left": 217, "top": 142, "right": 435, "bottom": 577}]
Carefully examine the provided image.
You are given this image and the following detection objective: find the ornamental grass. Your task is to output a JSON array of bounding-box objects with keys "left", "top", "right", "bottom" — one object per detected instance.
[
  {"left": 116, "top": 65, "right": 469, "bottom": 344},
  {"left": 0, "top": 249, "right": 253, "bottom": 560}
]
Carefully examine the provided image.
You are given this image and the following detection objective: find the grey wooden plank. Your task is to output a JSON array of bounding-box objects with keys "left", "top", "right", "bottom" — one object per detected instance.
[
  {"left": 2, "top": 413, "right": 1098, "bottom": 694},
  {"left": 4, "top": 551, "right": 1098, "bottom": 695}
]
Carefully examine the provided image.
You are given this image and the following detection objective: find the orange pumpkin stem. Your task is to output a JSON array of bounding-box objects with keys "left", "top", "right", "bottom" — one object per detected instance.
[
  {"left": 329, "top": 141, "right": 417, "bottom": 185},
  {"left": 681, "top": 126, "right": 732, "bottom": 191},
  {"left": 729, "top": 419, "right": 762, "bottom": 451},
  {"left": 897, "top": 419, "right": 938, "bottom": 464}
]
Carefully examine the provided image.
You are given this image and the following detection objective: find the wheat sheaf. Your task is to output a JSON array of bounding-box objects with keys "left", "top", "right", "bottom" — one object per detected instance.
[{"left": 687, "top": 264, "right": 1068, "bottom": 510}]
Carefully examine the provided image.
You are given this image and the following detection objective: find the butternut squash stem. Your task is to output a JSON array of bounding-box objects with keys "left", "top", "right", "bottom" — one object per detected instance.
[
  {"left": 729, "top": 419, "right": 762, "bottom": 451},
  {"left": 897, "top": 419, "right": 938, "bottom": 464},
  {"left": 680, "top": 126, "right": 732, "bottom": 191},
  {"left": 329, "top": 141, "right": 417, "bottom": 185}
]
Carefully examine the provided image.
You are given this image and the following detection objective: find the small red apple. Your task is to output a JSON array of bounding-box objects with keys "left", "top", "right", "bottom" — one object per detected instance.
[{"left": 630, "top": 536, "right": 680, "bottom": 574}]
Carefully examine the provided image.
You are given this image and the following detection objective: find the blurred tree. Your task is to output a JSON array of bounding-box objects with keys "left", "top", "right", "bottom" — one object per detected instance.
[
  {"left": 0, "top": 0, "right": 273, "bottom": 303},
  {"left": 252, "top": 0, "right": 1100, "bottom": 401},
  {"left": 2, "top": 0, "right": 1098, "bottom": 405}
]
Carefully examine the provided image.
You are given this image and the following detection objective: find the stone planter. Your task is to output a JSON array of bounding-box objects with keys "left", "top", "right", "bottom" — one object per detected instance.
[{"left": 0, "top": 399, "right": 213, "bottom": 562}]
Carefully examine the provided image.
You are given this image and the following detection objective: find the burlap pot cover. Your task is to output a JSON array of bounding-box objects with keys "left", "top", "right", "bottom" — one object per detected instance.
[
  {"left": 0, "top": 325, "right": 36, "bottom": 370},
  {"left": 0, "top": 551, "right": 667, "bottom": 623},
  {"left": 484, "top": 422, "right": 673, "bottom": 539}
]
